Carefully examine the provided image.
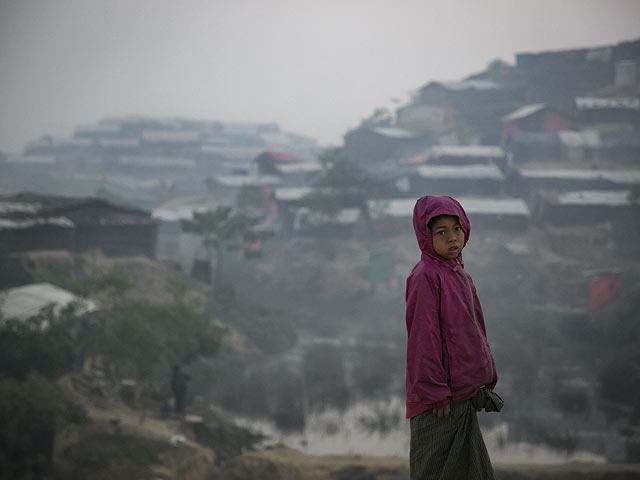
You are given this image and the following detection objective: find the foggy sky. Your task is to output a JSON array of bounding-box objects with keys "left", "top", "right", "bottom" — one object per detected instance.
[{"left": 1, "top": 0, "right": 639, "bottom": 153}]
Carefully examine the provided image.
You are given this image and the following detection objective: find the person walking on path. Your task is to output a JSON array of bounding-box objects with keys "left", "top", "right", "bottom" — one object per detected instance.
[
  {"left": 171, "top": 364, "right": 190, "bottom": 417},
  {"left": 405, "top": 195, "right": 503, "bottom": 480}
]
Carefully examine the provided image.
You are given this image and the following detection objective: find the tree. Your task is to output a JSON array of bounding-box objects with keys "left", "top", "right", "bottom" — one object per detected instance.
[
  {"left": 0, "top": 305, "right": 88, "bottom": 479},
  {"left": 181, "top": 207, "right": 272, "bottom": 287},
  {"left": 0, "top": 303, "right": 84, "bottom": 381},
  {"left": 98, "top": 295, "right": 224, "bottom": 406},
  {"left": 303, "top": 148, "right": 367, "bottom": 217},
  {"left": 0, "top": 373, "right": 87, "bottom": 480}
]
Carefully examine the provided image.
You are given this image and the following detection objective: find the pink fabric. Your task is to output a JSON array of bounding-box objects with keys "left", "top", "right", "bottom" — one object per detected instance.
[{"left": 405, "top": 196, "right": 497, "bottom": 419}]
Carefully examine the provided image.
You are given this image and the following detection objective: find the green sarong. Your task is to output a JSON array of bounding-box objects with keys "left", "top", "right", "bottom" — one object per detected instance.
[{"left": 409, "top": 397, "right": 495, "bottom": 480}]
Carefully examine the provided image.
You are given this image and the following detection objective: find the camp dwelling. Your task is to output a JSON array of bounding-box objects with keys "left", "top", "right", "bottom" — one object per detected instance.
[{"left": 0, "top": 193, "right": 157, "bottom": 257}]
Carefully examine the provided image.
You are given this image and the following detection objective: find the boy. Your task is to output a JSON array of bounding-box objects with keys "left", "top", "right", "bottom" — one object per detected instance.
[{"left": 406, "top": 195, "right": 500, "bottom": 479}]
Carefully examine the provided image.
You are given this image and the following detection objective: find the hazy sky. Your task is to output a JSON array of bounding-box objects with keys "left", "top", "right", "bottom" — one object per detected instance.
[{"left": 1, "top": 0, "right": 639, "bottom": 153}]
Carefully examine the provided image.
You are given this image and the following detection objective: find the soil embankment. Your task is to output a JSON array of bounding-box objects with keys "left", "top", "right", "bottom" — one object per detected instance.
[
  {"left": 217, "top": 448, "right": 640, "bottom": 480},
  {"left": 57, "top": 376, "right": 640, "bottom": 480}
]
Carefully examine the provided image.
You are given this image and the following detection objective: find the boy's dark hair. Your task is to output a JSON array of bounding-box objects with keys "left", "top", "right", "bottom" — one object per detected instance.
[{"left": 428, "top": 214, "right": 456, "bottom": 231}]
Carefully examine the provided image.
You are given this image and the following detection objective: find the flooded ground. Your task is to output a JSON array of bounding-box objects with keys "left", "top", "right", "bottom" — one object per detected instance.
[{"left": 229, "top": 397, "right": 608, "bottom": 464}]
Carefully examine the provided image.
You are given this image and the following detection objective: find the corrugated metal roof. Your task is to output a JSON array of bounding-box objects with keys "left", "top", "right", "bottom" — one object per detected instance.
[
  {"left": 293, "top": 207, "right": 360, "bottom": 229},
  {"left": 152, "top": 195, "right": 220, "bottom": 222},
  {"left": 273, "top": 187, "right": 314, "bottom": 201},
  {"left": 458, "top": 197, "right": 530, "bottom": 216},
  {"left": 520, "top": 168, "right": 640, "bottom": 184},
  {"left": 431, "top": 80, "right": 500, "bottom": 91},
  {"left": 554, "top": 190, "right": 631, "bottom": 206},
  {"left": 558, "top": 130, "right": 600, "bottom": 147},
  {"left": 214, "top": 175, "right": 282, "bottom": 188},
  {"left": 0, "top": 202, "right": 42, "bottom": 215},
  {"left": 367, "top": 199, "right": 415, "bottom": 219},
  {"left": 275, "top": 162, "right": 322, "bottom": 174},
  {"left": 0, "top": 283, "right": 97, "bottom": 321},
  {"left": 416, "top": 164, "right": 504, "bottom": 180},
  {"left": 152, "top": 205, "right": 211, "bottom": 223},
  {"left": 429, "top": 145, "right": 504, "bottom": 159},
  {"left": 0, "top": 216, "right": 74, "bottom": 231},
  {"left": 367, "top": 197, "right": 529, "bottom": 219},
  {"left": 371, "top": 127, "right": 422, "bottom": 139},
  {"left": 575, "top": 97, "right": 640, "bottom": 110},
  {"left": 502, "top": 103, "right": 547, "bottom": 122}
]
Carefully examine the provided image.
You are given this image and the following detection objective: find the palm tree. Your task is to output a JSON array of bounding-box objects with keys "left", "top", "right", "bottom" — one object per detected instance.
[{"left": 181, "top": 206, "right": 271, "bottom": 287}]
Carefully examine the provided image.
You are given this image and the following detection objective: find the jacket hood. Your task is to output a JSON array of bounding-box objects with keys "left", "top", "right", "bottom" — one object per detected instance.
[{"left": 412, "top": 195, "right": 470, "bottom": 264}]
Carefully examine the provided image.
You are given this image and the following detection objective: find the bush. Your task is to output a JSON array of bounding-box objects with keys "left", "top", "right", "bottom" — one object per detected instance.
[{"left": 0, "top": 374, "right": 87, "bottom": 480}]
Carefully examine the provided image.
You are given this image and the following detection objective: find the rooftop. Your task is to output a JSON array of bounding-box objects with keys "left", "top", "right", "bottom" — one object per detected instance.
[
  {"left": 575, "top": 96, "right": 640, "bottom": 110},
  {"left": 0, "top": 283, "right": 97, "bottom": 321},
  {"left": 213, "top": 175, "right": 282, "bottom": 188},
  {"left": 428, "top": 145, "right": 504, "bottom": 159},
  {"left": 293, "top": 207, "right": 361, "bottom": 228},
  {"left": 553, "top": 190, "right": 631, "bottom": 206},
  {"left": 425, "top": 79, "right": 501, "bottom": 91},
  {"left": 274, "top": 187, "right": 315, "bottom": 201},
  {"left": 152, "top": 195, "right": 220, "bottom": 222},
  {"left": 275, "top": 162, "right": 323, "bottom": 174},
  {"left": 416, "top": 164, "right": 504, "bottom": 180},
  {"left": 370, "top": 126, "right": 423, "bottom": 139},
  {"left": 367, "top": 197, "right": 529, "bottom": 219},
  {"left": 502, "top": 103, "right": 547, "bottom": 122},
  {"left": 0, "top": 216, "right": 74, "bottom": 231},
  {"left": 520, "top": 168, "right": 640, "bottom": 184}
]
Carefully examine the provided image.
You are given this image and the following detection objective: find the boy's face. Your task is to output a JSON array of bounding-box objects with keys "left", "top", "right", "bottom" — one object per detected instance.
[{"left": 430, "top": 215, "right": 465, "bottom": 260}]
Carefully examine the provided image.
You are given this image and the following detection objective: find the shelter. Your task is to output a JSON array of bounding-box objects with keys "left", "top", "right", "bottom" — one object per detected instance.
[
  {"left": 0, "top": 282, "right": 97, "bottom": 323},
  {"left": 291, "top": 207, "right": 361, "bottom": 237},
  {"left": 426, "top": 145, "right": 506, "bottom": 169},
  {"left": 151, "top": 195, "right": 221, "bottom": 267},
  {"left": 512, "top": 168, "right": 640, "bottom": 199},
  {"left": 366, "top": 196, "right": 530, "bottom": 235},
  {"left": 575, "top": 97, "right": 640, "bottom": 130},
  {"left": 538, "top": 190, "right": 635, "bottom": 225},
  {"left": 502, "top": 103, "right": 572, "bottom": 143},
  {"left": 344, "top": 126, "right": 432, "bottom": 164},
  {"left": 411, "top": 164, "right": 505, "bottom": 196},
  {"left": 0, "top": 193, "right": 157, "bottom": 257}
]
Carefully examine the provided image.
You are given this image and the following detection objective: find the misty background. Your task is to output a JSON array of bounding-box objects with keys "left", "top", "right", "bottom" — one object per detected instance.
[
  {"left": 1, "top": 1, "right": 640, "bottom": 479},
  {"left": 1, "top": 0, "right": 639, "bottom": 151}
]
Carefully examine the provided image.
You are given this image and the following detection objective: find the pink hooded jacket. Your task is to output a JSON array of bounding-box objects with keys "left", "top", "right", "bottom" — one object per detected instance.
[{"left": 405, "top": 195, "right": 497, "bottom": 419}]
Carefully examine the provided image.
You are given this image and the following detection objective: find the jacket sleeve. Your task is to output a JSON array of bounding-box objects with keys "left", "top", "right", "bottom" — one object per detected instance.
[
  {"left": 470, "top": 277, "right": 498, "bottom": 390},
  {"left": 406, "top": 270, "right": 452, "bottom": 409}
]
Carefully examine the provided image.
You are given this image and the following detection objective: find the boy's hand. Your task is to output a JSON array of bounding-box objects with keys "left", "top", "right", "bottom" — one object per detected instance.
[{"left": 433, "top": 404, "right": 450, "bottom": 418}]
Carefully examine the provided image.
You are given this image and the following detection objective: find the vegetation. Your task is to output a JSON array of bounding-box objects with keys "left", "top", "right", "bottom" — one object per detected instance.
[
  {"left": 98, "top": 294, "right": 224, "bottom": 404},
  {"left": 0, "top": 374, "right": 88, "bottom": 480},
  {"left": 0, "top": 304, "right": 88, "bottom": 480},
  {"left": 181, "top": 206, "right": 273, "bottom": 287},
  {"left": 0, "top": 260, "right": 227, "bottom": 477},
  {"left": 559, "top": 287, "right": 640, "bottom": 461},
  {"left": 303, "top": 148, "right": 367, "bottom": 217},
  {"left": 56, "top": 429, "right": 172, "bottom": 480}
]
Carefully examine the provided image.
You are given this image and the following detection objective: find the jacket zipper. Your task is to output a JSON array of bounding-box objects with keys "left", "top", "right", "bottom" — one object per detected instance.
[{"left": 458, "top": 264, "right": 493, "bottom": 379}]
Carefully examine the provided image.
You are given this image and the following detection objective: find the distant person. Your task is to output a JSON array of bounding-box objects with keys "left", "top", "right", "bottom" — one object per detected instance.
[
  {"left": 171, "top": 364, "right": 190, "bottom": 416},
  {"left": 405, "top": 195, "right": 503, "bottom": 479}
]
